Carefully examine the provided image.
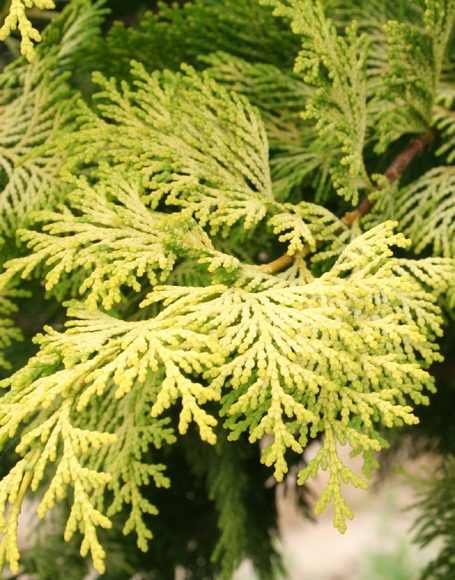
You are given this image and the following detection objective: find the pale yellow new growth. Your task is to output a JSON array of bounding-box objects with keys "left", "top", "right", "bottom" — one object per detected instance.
[
  {"left": 0, "top": 285, "right": 22, "bottom": 369},
  {"left": 146, "top": 222, "right": 444, "bottom": 531},
  {"left": 0, "top": 0, "right": 55, "bottom": 61},
  {"left": 0, "top": 21, "right": 453, "bottom": 572},
  {"left": 0, "top": 289, "right": 228, "bottom": 571},
  {"left": 0, "top": 221, "right": 450, "bottom": 572},
  {"left": 0, "top": 401, "right": 114, "bottom": 574}
]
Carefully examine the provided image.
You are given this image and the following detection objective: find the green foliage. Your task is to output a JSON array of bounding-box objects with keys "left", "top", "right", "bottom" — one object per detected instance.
[
  {"left": 79, "top": 63, "right": 275, "bottom": 235},
  {"left": 0, "top": 0, "right": 454, "bottom": 578},
  {"left": 203, "top": 51, "right": 333, "bottom": 202},
  {"left": 324, "top": 0, "right": 423, "bottom": 105},
  {"left": 413, "top": 457, "right": 455, "bottom": 579},
  {"left": 95, "top": 0, "right": 300, "bottom": 81},
  {"left": 1, "top": 173, "right": 221, "bottom": 308},
  {"left": 0, "top": 220, "right": 449, "bottom": 572},
  {"left": 377, "top": 166, "right": 455, "bottom": 259},
  {"left": 0, "top": 56, "right": 76, "bottom": 236},
  {"left": 376, "top": 0, "right": 455, "bottom": 149},
  {"left": 0, "top": 283, "right": 23, "bottom": 369},
  {"left": 35, "top": 0, "right": 107, "bottom": 75},
  {"left": 434, "top": 82, "right": 455, "bottom": 163},
  {"left": 0, "top": 0, "right": 107, "bottom": 238},
  {"left": 262, "top": 0, "right": 371, "bottom": 204}
]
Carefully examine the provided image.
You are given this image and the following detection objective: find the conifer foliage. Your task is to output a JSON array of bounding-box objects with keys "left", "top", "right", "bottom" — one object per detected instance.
[{"left": 0, "top": 0, "right": 454, "bottom": 578}]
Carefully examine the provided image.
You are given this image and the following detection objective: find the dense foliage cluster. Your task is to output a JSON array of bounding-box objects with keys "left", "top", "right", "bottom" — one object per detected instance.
[{"left": 0, "top": 0, "right": 454, "bottom": 578}]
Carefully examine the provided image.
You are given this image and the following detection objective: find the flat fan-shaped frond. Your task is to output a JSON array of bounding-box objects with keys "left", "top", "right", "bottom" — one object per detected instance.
[
  {"left": 0, "top": 292, "right": 226, "bottom": 573},
  {"left": 75, "top": 63, "right": 273, "bottom": 236},
  {"left": 142, "top": 222, "right": 445, "bottom": 532},
  {"left": 381, "top": 166, "right": 455, "bottom": 259},
  {"left": 376, "top": 0, "right": 455, "bottom": 149},
  {"left": 0, "top": 56, "right": 76, "bottom": 236},
  {"left": 261, "top": 0, "right": 371, "bottom": 204},
  {"left": 0, "top": 173, "right": 234, "bottom": 310}
]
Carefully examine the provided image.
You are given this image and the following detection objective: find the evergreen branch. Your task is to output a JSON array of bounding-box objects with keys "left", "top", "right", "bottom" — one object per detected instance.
[
  {"left": 376, "top": 165, "right": 455, "bottom": 260},
  {"left": 0, "top": 65, "right": 349, "bottom": 307},
  {"left": 376, "top": 0, "right": 455, "bottom": 149},
  {"left": 343, "top": 128, "right": 439, "bottom": 225},
  {"left": 383, "top": 129, "right": 438, "bottom": 183},
  {"left": 0, "top": 295, "right": 225, "bottom": 572},
  {"left": 262, "top": 0, "right": 371, "bottom": 203},
  {"left": 0, "top": 2, "right": 453, "bottom": 572},
  {"left": 261, "top": 129, "right": 438, "bottom": 275},
  {"left": 1, "top": 173, "right": 234, "bottom": 310},
  {"left": 146, "top": 223, "right": 443, "bottom": 531},
  {"left": 0, "top": 55, "right": 77, "bottom": 236},
  {"left": 72, "top": 63, "right": 274, "bottom": 236}
]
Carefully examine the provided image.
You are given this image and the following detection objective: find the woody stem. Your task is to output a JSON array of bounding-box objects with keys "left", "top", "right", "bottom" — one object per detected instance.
[{"left": 262, "top": 128, "right": 438, "bottom": 275}]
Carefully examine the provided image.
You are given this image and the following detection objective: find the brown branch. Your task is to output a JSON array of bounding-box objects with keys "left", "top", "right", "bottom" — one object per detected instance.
[
  {"left": 261, "top": 129, "right": 438, "bottom": 275},
  {"left": 260, "top": 253, "right": 294, "bottom": 274},
  {"left": 25, "top": 8, "right": 59, "bottom": 20},
  {"left": 343, "top": 128, "right": 438, "bottom": 226}
]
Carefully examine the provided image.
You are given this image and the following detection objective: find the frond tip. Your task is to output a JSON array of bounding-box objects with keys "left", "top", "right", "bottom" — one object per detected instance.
[
  {"left": 0, "top": 291, "right": 225, "bottom": 572},
  {"left": 0, "top": 0, "right": 56, "bottom": 61},
  {"left": 75, "top": 62, "right": 273, "bottom": 237}
]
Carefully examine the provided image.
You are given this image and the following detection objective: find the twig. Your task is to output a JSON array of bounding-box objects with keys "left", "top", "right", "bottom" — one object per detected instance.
[
  {"left": 261, "top": 129, "right": 438, "bottom": 275},
  {"left": 342, "top": 128, "right": 438, "bottom": 226},
  {"left": 25, "top": 8, "right": 59, "bottom": 20}
]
